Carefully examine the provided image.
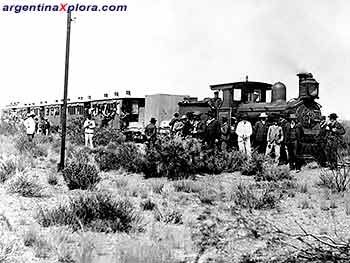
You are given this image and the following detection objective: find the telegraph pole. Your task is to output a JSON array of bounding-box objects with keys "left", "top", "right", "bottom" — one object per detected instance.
[{"left": 58, "top": 10, "right": 72, "bottom": 171}]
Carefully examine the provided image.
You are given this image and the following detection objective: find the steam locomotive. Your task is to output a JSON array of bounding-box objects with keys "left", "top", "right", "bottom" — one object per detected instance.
[{"left": 179, "top": 72, "right": 322, "bottom": 159}]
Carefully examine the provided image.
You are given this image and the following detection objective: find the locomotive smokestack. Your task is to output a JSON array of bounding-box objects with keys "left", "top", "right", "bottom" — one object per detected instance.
[
  {"left": 297, "top": 72, "right": 313, "bottom": 87},
  {"left": 297, "top": 72, "right": 319, "bottom": 99}
]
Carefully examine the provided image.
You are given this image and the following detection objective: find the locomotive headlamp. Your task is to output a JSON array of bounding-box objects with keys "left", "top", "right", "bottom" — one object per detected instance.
[{"left": 299, "top": 77, "right": 319, "bottom": 99}]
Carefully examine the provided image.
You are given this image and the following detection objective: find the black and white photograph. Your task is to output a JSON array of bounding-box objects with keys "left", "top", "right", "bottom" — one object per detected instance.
[{"left": 1, "top": 0, "right": 350, "bottom": 262}]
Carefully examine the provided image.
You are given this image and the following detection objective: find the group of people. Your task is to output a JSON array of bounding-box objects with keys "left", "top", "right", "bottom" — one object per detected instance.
[
  {"left": 23, "top": 112, "right": 51, "bottom": 141},
  {"left": 144, "top": 110, "right": 346, "bottom": 171}
]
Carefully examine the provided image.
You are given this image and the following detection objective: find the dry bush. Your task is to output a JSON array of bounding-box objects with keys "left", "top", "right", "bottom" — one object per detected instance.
[
  {"left": 0, "top": 121, "right": 24, "bottom": 136},
  {"left": 37, "top": 191, "right": 142, "bottom": 233},
  {"left": 154, "top": 206, "right": 183, "bottom": 225},
  {"left": 319, "top": 166, "right": 350, "bottom": 192},
  {"left": 0, "top": 231, "right": 20, "bottom": 262},
  {"left": 7, "top": 174, "right": 44, "bottom": 197},
  {"left": 62, "top": 158, "right": 100, "bottom": 190},
  {"left": 14, "top": 134, "right": 48, "bottom": 157},
  {"left": 255, "top": 164, "right": 292, "bottom": 182},
  {"left": 173, "top": 180, "right": 203, "bottom": 193},
  {"left": 93, "top": 143, "right": 144, "bottom": 173},
  {"left": 224, "top": 150, "right": 248, "bottom": 172},
  {"left": 143, "top": 137, "right": 201, "bottom": 179},
  {"left": 241, "top": 153, "right": 266, "bottom": 176},
  {"left": 149, "top": 179, "right": 165, "bottom": 194},
  {"left": 233, "top": 182, "right": 282, "bottom": 210},
  {"left": 0, "top": 155, "right": 17, "bottom": 183},
  {"left": 198, "top": 187, "right": 218, "bottom": 205},
  {"left": 23, "top": 226, "right": 52, "bottom": 258},
  {"left": 140, "top": 198, "right": 157, "bottom": 211}
]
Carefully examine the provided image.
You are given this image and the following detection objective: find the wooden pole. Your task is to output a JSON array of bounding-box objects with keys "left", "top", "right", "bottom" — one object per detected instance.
[{"left": 58, "top": 11, "right": 72, "bottom": 171}]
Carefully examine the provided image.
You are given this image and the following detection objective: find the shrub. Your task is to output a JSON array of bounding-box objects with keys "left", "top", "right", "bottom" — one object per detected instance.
[
  {"left": 319, "top": 166, "right": 350, "bottom": 192},
  {"left": 66, "top": 117, "right": 85, "bottom": 145},
  {"left": 37, "top": 191, "right": 141, "bottom": 233},
  {"left": 198, "top": 187, "right": 218, "bottom": 205},
  {"left": 0, "top": 156, "right": 17, "bottom": 183},
  {"left": 94, "top": 148, "right": 119, "bottom": 171},
  {"left": 0, "top": 121, "right": 24, "bottom": 136},
  {"left": 62, "top": 159, "right": 100, "bottom": 190},
  {"left": 94, "top": 143, "right": 144, "bottom": 173},
  {"left": 142, "top": 137, "right": 201, "bottom": 179},
  {"left": 195, "top": 150, "right": 226, "bottom": 175},
  {"left": 154, "top": 206, "right": 183, "bottom": 224},
  {"left": 255, "top": 164, "right": 292, "bottom": 182},
  {"left": 7, "top": 174, "right": 44, "bottom": 197},
  {"left": 140, "top": 199, "right": 157, "bottom": 211},
  {"left": 173, "top": 180, "right": 203, "bottom": 193},
  {"left": 233, "top": 182, "right": 281, "bottom": 210},
  {"left": 14, "top": 134, "right": 48, "bottom": 157},
  {"left": 224, "top": 150, "right": 249, "bottom": 172},
  {"left": 93, "top": 127, "right": 125, "bottom": 146},
  {"left": 149, "top": 179, "right": 165, "bottom": 194},
  {"left": 14, "top": 134, "right": 35, "bottom": 153},
  {"left": 241, "top": 153, "right": 266, "bottom": 176},
  {"left": 23, "top": 227, "right": 51, "bottom": 258}
]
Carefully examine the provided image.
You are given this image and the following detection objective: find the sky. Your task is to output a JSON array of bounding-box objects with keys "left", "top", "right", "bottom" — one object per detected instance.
[{"left": 1, "top": 0, "right": 350, "bottom": 118}]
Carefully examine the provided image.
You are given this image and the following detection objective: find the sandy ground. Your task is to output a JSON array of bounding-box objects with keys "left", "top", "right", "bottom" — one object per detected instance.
[{"left": 1, "top": 137, "right": 350, "bottom": 262}]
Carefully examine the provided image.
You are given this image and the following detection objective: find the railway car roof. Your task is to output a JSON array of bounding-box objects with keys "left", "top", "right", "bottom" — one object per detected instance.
[{"left": 210, "top": 81, "right": 272, "bottom": 91}]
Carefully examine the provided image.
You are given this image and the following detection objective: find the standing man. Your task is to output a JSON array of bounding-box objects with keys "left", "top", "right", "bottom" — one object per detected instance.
[
  {"left": 24, "top": 112, "right": 36, "bottom": 142},
  {"left": 285, "top": 114, "right": 303, "bottom": 172},
  {"left": 205, "top": 111, "right": 221, "bottom": 149},
  {"left": 145, "top": 117, "right": 158, "bottom": 144},
  {"left": 169, "top": 112, "right": 180, "bottom": 135},
  {"left": 230, "top": 117, "right": 238, "bottom": 150},
  {"left": 235, "top": 115, "right": 253, "bottom": 156},
  {"left": 279, "top": 115, "right": 289, "bottom": 164},
  {"left": 220, "top": 116, "right": 231, "bottom": 152},
  {"left": 266, "top": 117, "right": 284, "bottom": 164},
  {"left": 83, "top": 114, "right": 96, "bottom": 149},
  {"left": 325, "top": 113, "right": 345, "bottom": 170},
  {"left": 253, "top": 113, "right": 268, "bottom": 154},
  {"left": 181, "top": 115, "right": 192, "bottom": 137},
  {"left": 195, "top": 113, "right": 207, "bottom": 141}
]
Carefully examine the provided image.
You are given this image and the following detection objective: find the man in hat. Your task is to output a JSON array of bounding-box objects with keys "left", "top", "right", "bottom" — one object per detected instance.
[
  {"left": 83, "top": 114, "right": 96, "bottom": 149},
  {"left": 236, "top": 115, "right": 253, "bottom": 156},
  {"left": 169, "top": 112, "right": 180, "bottom": 135},
  {"left": 220, "top": 116, "right": 231, "bottom": 152},
  {"left": 325, "top": 113, "right": 345, "bottom": 169},
  {"left": 182, "top": 113, "right": 193, "bottom": 137},
  {"left": 266, "top": 117, "right": 284, "bottom": 164},
  {"left": 205, "top": 111, "right": 221, "bottom": 149},
  {"left": 279, "top": 114, "right": 289, "bottom": 164},
  {"left": 253, "top": 112, "right": 268, "bottom": 154},
  {"left": 145, "top": 117, "right": 158, "bottom": 144},
  {"left": 285, "top": 114, "right": 303, "bottom": 172},
  {"left": 192, "top": 111, "right": 203, "bottom": 139},
  {"left": 230, "top": 116, "right": 238, "bottom": 150},
  {"left": 24, "top": 112, "right": 36, "bottom": 142}
]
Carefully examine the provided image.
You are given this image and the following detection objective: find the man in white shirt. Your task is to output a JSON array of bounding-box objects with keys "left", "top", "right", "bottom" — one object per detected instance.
[
  {"left": 266, "top": 118, "right": 284, "bottom": 164},
  {"left": 24, "top": 112, "right": 36, "bottom": 142},
  {"left": 83, "top": 114, "right": 96, "bottom": 149},
  {"left": 235, "top": 116, "right": 252, "bottom": 156}
]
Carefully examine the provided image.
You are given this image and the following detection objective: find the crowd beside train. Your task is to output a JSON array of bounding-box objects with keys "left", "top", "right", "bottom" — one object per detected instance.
[
  {"left": 142, "top": 111, "right": 346, "bottom": 171},
  {"left": 2, "top": 108, "right": 346, "bottom": 171}
]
